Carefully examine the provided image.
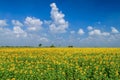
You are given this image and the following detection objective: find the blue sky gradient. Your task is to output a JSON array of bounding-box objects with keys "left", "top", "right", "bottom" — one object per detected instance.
[{"left": 0, "top": 0, "right": 120, "bottom": 47}]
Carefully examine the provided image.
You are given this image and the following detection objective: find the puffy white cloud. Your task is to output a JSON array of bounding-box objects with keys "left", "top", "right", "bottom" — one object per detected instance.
[
  {"left": 12, "top": 20, "right": 23, "bottom": 27},
  {"left": 89, "top": 29, "right": 101, "bottom": 35},
  {"left": 78, "top": 29, "right": 84, "bottom": 35},
  {"left": 49, "top": 3, "right": 68, "bottom": 33},
  {"left": 12, "top": 20, "right": 27, "bottom": 37},
  {"left": 111, "top": 27, "right": 119, "bottom": 33},
  {"left": 89, "top": 29, "right": 110, "bottom": 36},
  {"left": 87, "top": 26, "right": 93, "bottom": 30},
  {"left": 0, "top": 20, "right": 7, "bottom": 27},
  {"left": 24, "top": 17, "right": 43, "bottom": 31},
  {"left": 13, "top": 26, "right": 27, "bottom": 37}
]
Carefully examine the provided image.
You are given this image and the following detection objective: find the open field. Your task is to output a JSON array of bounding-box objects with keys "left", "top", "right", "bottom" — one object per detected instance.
[{"left": 0, "top": 48, "right": 120, "bottom": 80}]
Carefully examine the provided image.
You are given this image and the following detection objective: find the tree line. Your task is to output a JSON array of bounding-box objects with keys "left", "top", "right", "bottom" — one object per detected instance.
[{"left": 38, "top": 44, "right": 74, "bottom": 48}]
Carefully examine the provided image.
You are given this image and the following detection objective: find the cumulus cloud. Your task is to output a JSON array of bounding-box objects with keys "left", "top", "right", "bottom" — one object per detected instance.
[
  {"left": 89, "top": 29, "right": 110, "bottom": 36},
  {"left": 78, "top": 29, "right": 84, "bottom": 35},
  {"left": 12, "top": 20, "right": 27, "bottom": 37},
  {"left": 12, "top": 20, "right": 23, "bottom": 27},
  {"left": 49, "top": 3, "right": 68, "bottom": 33},
  {"left": 0, "top": 20, "right": 7, "bottom": 27},
  {"left": 13, "top": 26, "right": 27, "bottom": 37},
  {"left": 24, "top": 17, "right": 43, "bottom": 31},
  {"left": 89, "top": 29, "right": 101, "bottom": 35},
  {"left": 87, "top": 26, "right": 93, "bottom": 30},
  {"left": 111, "top": 27, "right": 119, "bottom": 33}
]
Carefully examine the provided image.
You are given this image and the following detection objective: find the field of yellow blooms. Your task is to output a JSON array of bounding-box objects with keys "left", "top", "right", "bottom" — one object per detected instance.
[{"left": 0, "top": 48, "right": 120, "bottom": 80}]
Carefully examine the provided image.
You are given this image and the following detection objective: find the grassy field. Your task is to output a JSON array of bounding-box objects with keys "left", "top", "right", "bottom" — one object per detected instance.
[{"left": 0, "top": 48, "right": 120, "bottom": 80}]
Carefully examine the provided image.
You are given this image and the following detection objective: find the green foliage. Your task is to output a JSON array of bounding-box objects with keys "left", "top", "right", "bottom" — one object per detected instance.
[
  {"left": 38, "top": 44, "right": 42, "bottom": 47},
  {"left": 68, "top": 45, "right": 73, "bottom": 48},
  {"left": 50, "top": 44, "right": 55, "bottom": 47}
]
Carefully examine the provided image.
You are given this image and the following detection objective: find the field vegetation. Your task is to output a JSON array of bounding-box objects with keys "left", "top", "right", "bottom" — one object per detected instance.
[{"left": 0, "top": 48, "right": 120, "bottom": 80}]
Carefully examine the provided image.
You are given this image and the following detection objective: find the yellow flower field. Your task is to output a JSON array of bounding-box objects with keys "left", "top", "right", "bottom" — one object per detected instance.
[{"left": 0, "top": 48, "right": 120, "bottom": 80}]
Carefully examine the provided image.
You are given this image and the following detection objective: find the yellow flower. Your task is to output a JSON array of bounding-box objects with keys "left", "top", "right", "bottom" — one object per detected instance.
[
  {"left": 30, "top": 70, "right": 32, "bottom": 74},
  {"left": 11, "top": 78, "right": 15, "bottom": 80},
  {"left": 62, "top": 72, "right": 65, "bottom": 75},
  {"left": 95, "top": 66, "right": 99, "bottom": 70},
  {"left": 116, "top": 70, "right": 119, "bottom": 76}
]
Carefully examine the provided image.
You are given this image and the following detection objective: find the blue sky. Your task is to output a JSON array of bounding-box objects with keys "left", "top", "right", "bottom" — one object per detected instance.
[{"left": 0, "top": 0, "right": 120, "bottom": 47}]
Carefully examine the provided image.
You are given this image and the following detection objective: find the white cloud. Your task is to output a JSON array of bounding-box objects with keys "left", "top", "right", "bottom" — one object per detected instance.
[
  {"left": 87, "top": 26, "right": 93, "bottom": 30},
  {"left": 78, "top": 29, "right": 84, "bottom": 35},
  {"left": 89, "top": 29, "right": 101, "bottom": 35},
  {"left": 108, "top": 33, "right": 120, "bottom": 42},
  {"left": 0, "top": 20, "right": 7, "bottom": 27},
  {"left": 13, "top": 26, "right": 27, "bottom": 37},
  {"left": 0, "top": 27, "right": 12, "bottom": 36},
  {"left": 12, "top": 20, "right": 27, "bottom": 37},
  {"left": 102, "top": 32, "right": 110, "bottom": 36},
  {"left": 111, "top": 27, "right": 119, "bottom": 33},
  {"left": 80, "top": 33, "right": 120, "bottom": 47},
  {"left": 89, "top": 29, "right": 110, "bottom": 36},
  {"left": 49, "top": 3, "right": 68, "bottom": 33},
  {"left": 12, "top": 20, "right": 23, "bottom": 27},
  {"left": 24, "top": 17, "right": 43, "bottom": 31},
  {"left": 39, "top": 37, "right": 49, "bottom": 42}
]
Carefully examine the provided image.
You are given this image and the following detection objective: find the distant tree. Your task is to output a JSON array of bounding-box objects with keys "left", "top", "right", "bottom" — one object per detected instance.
[
  {"left": 50, "top": 44, "right": 55, "bottom": 48},
  {"left": 39, "top": 44, "right": 42, "bottom": 47},
  {"left": 68, "top": 45, "right": 73, "bottom": 48}
]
